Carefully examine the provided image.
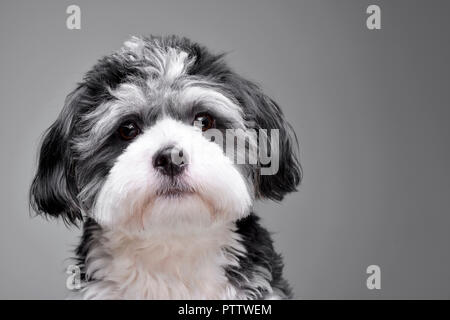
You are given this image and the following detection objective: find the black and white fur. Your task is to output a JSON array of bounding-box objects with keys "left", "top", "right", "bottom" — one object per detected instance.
[{"left": 30, "top": 35, "right": 301, "bottom": 299}]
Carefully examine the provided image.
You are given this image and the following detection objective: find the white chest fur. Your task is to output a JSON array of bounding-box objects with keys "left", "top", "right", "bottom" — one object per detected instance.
[{"left": 78, "top": 223, "right": 247, "bottom": 299}]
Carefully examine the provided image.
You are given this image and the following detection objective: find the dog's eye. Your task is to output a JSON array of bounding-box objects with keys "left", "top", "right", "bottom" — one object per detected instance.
[
  {"left": 118, "top": 121, "right": 141, "bottom": 141},
  {"left": 193, "top": 113, "right": 215, "bottom": 131}
]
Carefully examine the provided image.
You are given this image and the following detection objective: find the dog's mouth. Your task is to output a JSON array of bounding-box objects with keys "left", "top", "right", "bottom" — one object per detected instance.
[
  {"left": 155, "top": 181, "right": 195, "bottom": 198},
  {"left": 157, "top": 188, "right": 193, "bottom": 198}
]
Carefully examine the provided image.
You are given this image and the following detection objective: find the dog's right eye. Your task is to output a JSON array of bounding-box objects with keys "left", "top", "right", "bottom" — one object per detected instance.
[{"left": 118, "top": 121, "right": 141, "bottom": 141}]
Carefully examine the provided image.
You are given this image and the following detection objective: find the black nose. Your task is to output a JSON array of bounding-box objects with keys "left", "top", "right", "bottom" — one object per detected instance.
[{"left": 153, "top": 146, "right": 186, "bottom": 177}]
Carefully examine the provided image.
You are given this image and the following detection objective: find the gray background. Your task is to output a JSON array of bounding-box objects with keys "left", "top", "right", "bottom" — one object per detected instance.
[{"left": 0, "top": 0, "right": 449, "bottom": 299}]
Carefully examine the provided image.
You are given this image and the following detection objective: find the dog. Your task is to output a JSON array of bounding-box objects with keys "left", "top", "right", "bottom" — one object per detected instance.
[{"left": 30, "top": 35, "right": 302, "bottom": 299}]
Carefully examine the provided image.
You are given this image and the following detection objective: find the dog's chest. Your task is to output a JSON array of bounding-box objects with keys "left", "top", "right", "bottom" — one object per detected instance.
[{"left": 81, "top": 227, "right": 244, "bottom": 299}]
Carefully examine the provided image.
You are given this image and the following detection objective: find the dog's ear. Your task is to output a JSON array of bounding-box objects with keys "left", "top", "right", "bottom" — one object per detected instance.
[
  {"left": 227, "top": 75, "right": 302, "bottom": 201},
  {"left": 30, "top": 86, "right": 85, "bottom": 225}
]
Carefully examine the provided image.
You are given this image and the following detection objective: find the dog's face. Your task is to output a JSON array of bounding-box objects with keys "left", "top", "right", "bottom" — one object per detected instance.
[{"left": 30, "top": 36, "right": 301, "bottom": 232}]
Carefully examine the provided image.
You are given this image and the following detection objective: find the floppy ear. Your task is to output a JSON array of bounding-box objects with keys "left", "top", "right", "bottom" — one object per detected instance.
[
  {"left": 227, "top": 75, "right": 302, "bottom": 201},
  {"left": 30, "top": 86, "right": 85, "bottom": 225}
]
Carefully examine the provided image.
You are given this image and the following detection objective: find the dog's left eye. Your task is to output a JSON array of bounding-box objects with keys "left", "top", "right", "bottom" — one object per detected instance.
[
  {"left": 118, "top": 121, "right": 141, "bottom": 141},
  {"left": 193, "top": 113, "right": 215, "bottom": 131}
]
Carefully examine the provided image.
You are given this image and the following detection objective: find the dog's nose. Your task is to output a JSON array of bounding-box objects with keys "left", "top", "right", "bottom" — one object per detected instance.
[{"left": 153, "top": 146, "right": 186, "bottom": 177}]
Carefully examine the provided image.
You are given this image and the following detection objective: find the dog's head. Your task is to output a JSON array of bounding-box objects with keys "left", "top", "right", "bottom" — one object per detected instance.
[{"left": 30, "top": 36, "right": 301, "bottom": 232}]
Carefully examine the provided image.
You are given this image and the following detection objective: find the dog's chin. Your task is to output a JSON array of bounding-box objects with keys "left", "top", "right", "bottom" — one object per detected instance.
[
  {"left": 93, "top": 173, "right": 252, "bottom": 235},
  {"left": 94, "top": 179, "right": 246, "bottom": 235}
]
